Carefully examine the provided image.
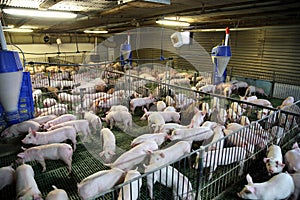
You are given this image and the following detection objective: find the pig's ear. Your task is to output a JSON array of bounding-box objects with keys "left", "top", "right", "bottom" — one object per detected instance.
[
  {"left": 17, "top": 153, "right": 25, "bottom": 158},
  {"left": 292, "top": 142, "right": 299, "bottom": 149},
  {"left": 246, "top": 174, "right": 254, "bottom": 184},
  {"left": 28, "top": 127, "right": 32, "bottom": 133},
  {"left": 245, "top": 185, "right": 255, "bottom": 194},
  {"left": 32, "top": 130, "right": 37, "bottom": 137},
  {"left": 263, "top": 158, "right": 270, "bottom": 163},
  {"left": 193, "top": 107, "right": 199, "bottom": 113},
  {"left": 21, "top": 146, "right": 27, "bottom": 151},
  {"left": 159, "top": 152, "right": 165, "bottom": 158}
]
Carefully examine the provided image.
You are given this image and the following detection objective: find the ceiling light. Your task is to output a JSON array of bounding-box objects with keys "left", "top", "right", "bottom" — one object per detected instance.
[
  {"left": 84, "top": 30, "right": 108, "bottom": 34},
  {"left": 3, "top": 28, "right": 33, "bottom": 33},
  {"left": 3, "top": 8, "right": 77, "bottom": 19},
  {"left": 156, "top": 19, "right": 190, "bottom": 27}
]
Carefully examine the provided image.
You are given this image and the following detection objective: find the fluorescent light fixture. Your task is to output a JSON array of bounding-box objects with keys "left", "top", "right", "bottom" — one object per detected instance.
[
  {"left": 84, "top": 30, "right": 108, "bottom": 34},
  {"left": 3, "top": 28, "right": 33, "bottom": 33},
  {"left": 156, "top": 19, "right": 190, "bottom": 27},
  {"left": 3, "top": 8, "right": 77, "bottom": 19}
]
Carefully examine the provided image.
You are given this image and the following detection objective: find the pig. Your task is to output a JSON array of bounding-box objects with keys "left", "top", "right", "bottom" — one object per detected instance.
[
  {"left": 84, "top": 111, "right": 102, "bottom": 133},
  {"left": 43, "top": 98, "right": 57, "bottom": 108},
  {"left": 230, "top": 102, "right": 245, "bottom": 116},
  {"left": 31, "top": 115, "right": 57, "bottom": 125},
  {"left": 164, "top": 106, "right": 176, "bottom": 112},
  {"left": 130, "top": 132, "right": 168, "bottom": 147},
  {"left": 99, "top": 128, "right": 116, "bottom": 163},
  {"left": 16, "top": 164, "right": 43, "bottom": 200},
  {"left": 102, "top": 110, "right": 132, "bottom": 132},
  {"left": 1, "top": 120, "right": 40, "bottom": 138},
  {"left": 217, "top": 108, "right": 228, "bottom": 125},
  {"left": 0, "top": 164, "right": 15, "bottom": 191},
  {"left": 284, "top": 142, "right": 300, "bottom": 173},
  {"left": 16, "top": 143, "right": 73, "bottom": 173},
  {"left": 117, "top": 169, "right": 142, "bottom": 200},
  {"left": 38, "top": 107, "right": 67, "bottom": 117},
  {"left": 58, "top": 92, "right": 80, "bottom": 103},
  {"left": 239, "top": 116, "right": 251, "bottom": 126},
  {"left": 47, "top": 120, "right": 91, "bottom": 142},
  {"left": 159, "top": 123, "right": 187, "bottom": 134},
  {"left": 42, "top": 114, "right": 77, "bottom": 130},
  {"left": 147, "top": 112, "right": 165, "bottom": 133},
  {"left": 169, "top": 126, "right": 214, "bottom": 142},
  {"left": 227, "top": 108, "right": 238, "bottom": 122},
  {"left": 195, "top": 146, "right": 247, "bottom": 180},
  {"left": 237, "top": 173, "right": 294, "bottom": 200},
  {"left": 165, "top": 95, "right": 176, "bottom": 106},
  {"left": 290, "top": 172, "right": 300, "bottom": 200},
  {"left": 147, "top": 141, "right": 191, "bottom": 168},
  {"left": 130, "top": 95, "right": 155, "bottom": 114},
  {"left": 22, "top": 126, "right": 77, "bottom": 151},
  {"left": 206, "top": 124, "right": 225, "bottom": 151},
  {"left": 77, "top": 168, "right": 125, "bottom": 200},
  {"left": 233, "top": 81, "right": 248, "bottom": 90},
  {"left": 263, "top": 144, "right": 285, "bottom": 175},
  {"left": 244, "top": 85, "right": 256, "bottom": 96},
  {"left": 140, "top": 109, "right": 180, "bottom": 123},
  {"left": 188, "top": 107, "right": 206, "bottom": 128},
  {"left": 248, "top": 99, "right": 272, "bottom": 107},
  {"left": 201, "top": 121, "right": 218, "bottom": 129},
  {"left": 144, "top": 165, "right": 195, "bottom": 200},
  {"left": 155, "top": 100, "right": 166, "bottom": 111},
  {"left": 278, "top": 96, "right": 295, "bottom": 109},
  {"left": 198, "top": 84, "right": 216, "bottom": 93},
  {"left": 106, "top": 105, "right": 128, "bottom": 114},
  {"left": 104, "top": 140, "right": 159, "bottom": 171},
  {"left": 223, "top": 86, "right": 233, "bottom": 97},
  {"left": 46, "top": 185, "right": 68, "bottom": 200}
]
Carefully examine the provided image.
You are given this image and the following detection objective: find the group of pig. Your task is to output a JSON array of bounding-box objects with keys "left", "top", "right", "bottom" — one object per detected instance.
[
  {"left": 237, "top": 142, "right": 300, "bottom": 200},
  {"left": 0, "top": 112, "right": 103, "bottom": 199}
]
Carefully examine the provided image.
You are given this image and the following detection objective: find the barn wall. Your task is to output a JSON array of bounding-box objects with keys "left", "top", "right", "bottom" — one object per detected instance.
[{"left": 193, "top": 25, "right": 300, "bottom": 86}]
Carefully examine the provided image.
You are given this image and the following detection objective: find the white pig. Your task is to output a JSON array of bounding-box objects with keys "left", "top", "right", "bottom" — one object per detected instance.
[
  {"left": 16, "top": 164, "right": 43, "bottom": 200},
  {"left": 169, "top": 126, "right": 213, "bottom": 142},
  {"left": 43, "top": 98, "right": 57, "bottom": 108},
  {"left": 155, "top": 100, "right": 166, "bottom": 111},
  {"left": 130, "top": 132, "right": 168, "bottom": 147},
  {"left": 117, "top": 169, "right": 142, "bottom": 200},
  {"left": 284, "top": 142, "right": 300, "bottom": 173},
  {"left": 207, "top": 124, "right": 225, "bottom": 151},
  {"left": 99, "top": 128, "right": 116, "bottom": 163},
  {"left": 263, "top": 144, "right": 285, "bottom": 175},
  {"left": 237, "top": 173, "right": 294, "bottom": 200},
  {"left": 144, "top": 165, "right": 195, "bottom": 200},
  {"left": 102, "top": 111, "right": 132, "bottom": 132},
  {"left": 188, "top": 107, "right": 206, "bottom": 128},
  {"left": 159, "top": 123, "right": 187, "bottom": 134},
  {"left": 42, "top": 114, "right": 77, "bottom": 130},
  {"left": 46, "top": 185, "right": 69, "bottom": 200},
  {"left": 106, "top": 105, "right": 128, "bottom": 114},
  {"left": 16, "top": 143, "right": 73, "bottom": 173},
  {"left": 278, "top": 96, "right": 294, "bottom": 109},
  {"left": 47, "top": 120, "right": 91, "bottom": 142},
  {"left": 140, "top": 109, "right": 180, "bottom": 123},
  {"left": 22, "top": 126, "right": 77, "bottom": 151},
  {"left": 195, "top": 146, "right": 247, "bottom": 180},
  {"left": 0, "top": 164, "right": 15, "bottom": 191},
  {"left": 1, "top": 120, "right": 41, "bottom": 138},
  {"left": 31, "top": 115, "right": 57, "bottom": 125},
  {"left": 147, "top": 141, "right": 191, "bottom": 168},
  {"left": 84, "top": 111, "right": 102, "bottom": 133},
  {"left": 77, "top": 168, "right": 124, "bottom": 200},
  {"left": 147, "top": 112, "right": 165, "bottom": 133},
  {"left": 130, "top": 95, "right": 155, "bottom": 114},
  {"left": 105, "top": 140, "right": 159, "bottom": 171}
]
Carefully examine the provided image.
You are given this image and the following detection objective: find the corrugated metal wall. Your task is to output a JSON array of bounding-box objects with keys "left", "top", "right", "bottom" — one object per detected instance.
[
  {"left": 128, "top": 26, "right": 300, "bottom": 87},
  {"left": 194, "top": 26, "right": 300, "bottom": 86}
]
